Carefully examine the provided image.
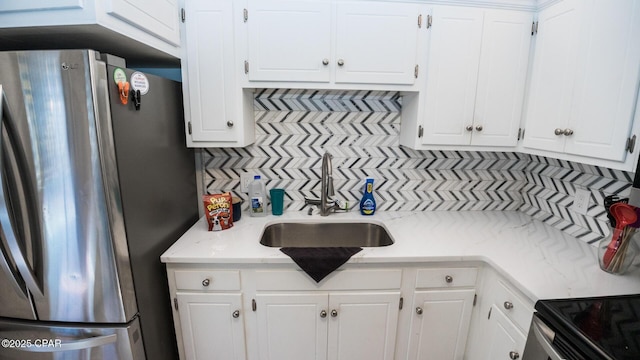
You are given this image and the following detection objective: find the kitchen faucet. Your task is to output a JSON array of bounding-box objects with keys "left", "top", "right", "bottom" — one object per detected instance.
[{"left": 305, "top": 151, "right": 341, "bottom": 216}]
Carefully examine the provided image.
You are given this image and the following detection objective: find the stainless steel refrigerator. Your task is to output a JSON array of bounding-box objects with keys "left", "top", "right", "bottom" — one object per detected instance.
[{"left": 0, "top": 50, "right": 198, "bottom": 359}]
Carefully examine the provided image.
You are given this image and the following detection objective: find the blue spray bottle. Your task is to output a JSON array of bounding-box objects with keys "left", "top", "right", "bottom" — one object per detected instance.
[{"left": 360, "top": 177, "right": 377, "bottom": 215}]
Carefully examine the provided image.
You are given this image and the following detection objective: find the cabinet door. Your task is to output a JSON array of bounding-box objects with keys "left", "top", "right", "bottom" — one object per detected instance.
[
  {"left": 421, "top": 6, "right": 483, "bottom": 145},
  {"left": 181, "top": 0, "right": 238, "bottom": 143},
  {"left": 176, "top": 293, "right": 246, "bottom": 360},
  {"left": 105, "top": 0, "right": 180, "bottom": 45},
  {"left": 485, "top": 306, "right": 526, "bottom": 360},
  {"left": 256, "top": 293, "right": 328, "bottom": 360},
  {"left": 522, "top": 0, "right": 582, "bottom": 153},
  {"left": 247, "top": 0, "right": 331, "bottom": 82},
  {"left": 407, "top": 289, "right": 475, "bottom": 360},
  {"left": 564, "top": 0, "right": 640, "bottom": 161},
  {"left": 334, "top": 2, "right": 421, "bottom": 85},
  {"left": 328, "top": 292, "right": 400, "bottom": 360},
  {"left": 472, "top": 9, "right": 532, "bottom": 147}
]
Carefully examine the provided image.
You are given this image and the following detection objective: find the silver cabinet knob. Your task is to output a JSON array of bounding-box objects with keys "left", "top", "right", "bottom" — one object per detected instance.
[
  {"left": 504, "top": 301, "right": 514, "bottom": 310},
  {"left": 320, "top": 310, "right": 327, "bottom": 318},
  {"left": 445, "top": 275, "right": 453, "bottom": 283},
  {"left": 563, "top": 128, "right": 574, "bottom": 136},
  {"left": 337, "top": 59, "right": 345, "bottom": 66},
  {"left": 554, "top": 128, "right": 564, "bottom": 136},
  {"left": 322, "top": 58, "right": 329, "bottom": 65},
  {"left": 509, "top": 351, "right": 520, "bottom": 359},
  {"left": 416, "top": 307, "right": 423, "bottom": 315},
  {"left": 202, "top": 278, "right": 211, "bottom": 287},
  {"left": 226, "top": 120, "right": 234, "bottom": 128},
  {"left": 475, "top": 125, "right": 483, "bottom": 131},
  {"left": 465, "top": 125, "right": 473, "bottom": 132},
  {"left": 331, "top": 309, "right": 338, "bottom": 317},
  {"left": 232, "top": 310, "right": 240, "bottom": 318}
]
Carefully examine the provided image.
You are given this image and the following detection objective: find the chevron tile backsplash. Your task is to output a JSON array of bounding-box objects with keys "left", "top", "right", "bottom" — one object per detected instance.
[{"left": 201, "top": 89, "right": 634, "bottom": 245}]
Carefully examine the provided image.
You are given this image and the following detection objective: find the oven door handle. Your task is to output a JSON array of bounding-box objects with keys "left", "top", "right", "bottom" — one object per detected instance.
[{"left": 531, "top": 316, "right": 567, "bottom": 360}]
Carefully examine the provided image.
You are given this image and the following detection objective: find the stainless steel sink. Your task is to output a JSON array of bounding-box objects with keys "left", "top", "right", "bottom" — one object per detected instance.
[{"left": 259, "top": 222, "right": 394, "bottom": 248}]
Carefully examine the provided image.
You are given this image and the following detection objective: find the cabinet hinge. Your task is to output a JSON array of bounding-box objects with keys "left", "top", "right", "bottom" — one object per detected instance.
[
  {"left": 473, "top": 294, "right": 477, "bottom": 306},
  {"left": 399, "top": 297, "right": 404, "bottom": 310},
  {"left": 243, "top": 8, "right": 248, "bottom": 22},
  {"left": 626, "top": 135, "right": 637, "bottom": 153},
  {"left": 181, "top": 8, "right": 186, "bottom": 22},
  {"left": 418, "top": 14, "right": 422, "bottom": 28},
  {"left": 174, "top": 298, "right": 178, "bottom": 310},
  {"left": 414, "top": 64, "right": 419, "bottom": 78},
  {"left": 426, "top": 14, "right": 432, "bottom": 29},
  {"left": 487, "top": 307, "right": 492, "bottom": 320},
  {"left": 531, "top": 21, "right": 538, "bottom": 35},
  {"left": 244, "top": 60, "right": 249, "bottom": 74},
  {"left": 252, "top": 299, "right": 257, "bottom": 311},
  {"left": 418, "top": 125, "right": 424, "bottom": 138},
  {"left": 187, "top": 121, "right": 192, "bottom": 135}
]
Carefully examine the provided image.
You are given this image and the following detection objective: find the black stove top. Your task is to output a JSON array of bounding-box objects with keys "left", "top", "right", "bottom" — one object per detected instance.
[{"left": 536, "top": 295, "right": 640, "bottom": 360}]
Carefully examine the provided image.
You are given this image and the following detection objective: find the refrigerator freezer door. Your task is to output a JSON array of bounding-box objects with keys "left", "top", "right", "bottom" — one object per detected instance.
[
  {"left": 0, "top": 50, "right": 137, "bottom": 323},
  {"left": 0, "top": 316, "right": 145, "bottom": 360}
]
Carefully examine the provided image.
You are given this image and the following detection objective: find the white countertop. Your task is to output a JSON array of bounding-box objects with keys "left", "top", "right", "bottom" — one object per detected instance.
[{"left": 161, "top": 210, "right": 640, "bottom": 302}]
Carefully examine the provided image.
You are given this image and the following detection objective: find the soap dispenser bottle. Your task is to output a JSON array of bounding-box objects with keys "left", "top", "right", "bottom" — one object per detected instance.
[
  {"left": 249, "top": 175, "right": 267, "bottom": 217},
  {"left": 360, "top": 177, "right": 376, "bottom": 215}
]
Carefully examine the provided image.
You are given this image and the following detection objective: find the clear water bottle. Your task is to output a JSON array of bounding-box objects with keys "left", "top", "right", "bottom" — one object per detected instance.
[{"left": 249, "top": 175, "right": 267, "bottom": 217}]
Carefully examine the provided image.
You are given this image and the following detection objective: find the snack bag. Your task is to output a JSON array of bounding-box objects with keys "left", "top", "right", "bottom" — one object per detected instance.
[{"left": 203, "top": 193, "right": 234, "bottom": 231}]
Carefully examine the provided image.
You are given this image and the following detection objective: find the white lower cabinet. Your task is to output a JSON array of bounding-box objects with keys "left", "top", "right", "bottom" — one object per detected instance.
[
  {"left": 408, "top": 289, "right": 475, "bottom": 359},
  {"left": 404, "top": 267, "right": 478, "bottom": 360},
  {"left": 176, "top": 293, "right": 247, "bottom": 360},
  {"left": 254, "top": 291, "right": 401, "bottom": 360},
  {"left": 465, "top": 269, "right": 533, "bottom": 360},
  {"left": 484, "top": 304, "right": 526, "bottom": 360}
]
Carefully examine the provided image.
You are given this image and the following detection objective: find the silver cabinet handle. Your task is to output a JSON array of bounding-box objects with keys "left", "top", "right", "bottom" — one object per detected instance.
[
  {"left": 232, "top": 310, "right": 240, "bottom": 318},
  {"left": 475, "top": 125, "right": 483, "bottom": 131},
  {"left": 322, "top": 59, "right": 329, "bottom": 65},
  {"left": 504, "top": 301, "right": 514, "bottom": 310},
  {"left": 416, "top": 307, "right": 423, "bottom": 315},
  {"left": 331, "top": 309, "right": 338, "bottom": 317},
  {"left": 320, "top": 310, "right": 327, "bottom": 318},
  {"left": 465, "top": 125, "right": 473, "bottom": 132},
  {"left": 337, "top": 59, "right": 345, "bottom": 66},
  {"left": 554, "top": 128, "right": 564, "bottom": 136},
  {"left": 226, "top": 120, "right": 234, "bottom": 128},
  {"left": 563, "top": 128, "right": 574, "bottom": 136},
  {"left": 509, "top": 351, "right": 520, "bottom": 359},
  {"left": 445, "top": 275, "right": 453, "bottom": 283},
  {"left": 202, "top": 278, "right": 211, "bottom": 287}
]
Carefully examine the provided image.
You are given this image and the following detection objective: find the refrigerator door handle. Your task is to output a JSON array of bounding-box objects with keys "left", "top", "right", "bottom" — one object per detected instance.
[
  {"left": 12, "top": 333, "right": 117, "bottom": 352},
  {"left": 0, "top": 85, "right": 43, "bottom": 298}
]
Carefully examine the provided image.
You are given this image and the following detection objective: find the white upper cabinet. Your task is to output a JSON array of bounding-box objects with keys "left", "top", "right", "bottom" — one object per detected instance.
[
  {"left": 0, "top": 0, "right": 180, "bottom": 58},
  {"left": 414, "top": 6, "right": 532, "bottom": 147},
  {"left": 334, "top": 2, "right": 420, "bottom": 85},
  {"left": 244, "top": 0, "right": 424, "bottom": 88},
  {"left": 247, "top": 0, "right": 331, "bottom": 82},
  {"left": 523, "top": 0, "right": 640, "bottom": 163},
  {"left": 105, "top": 0, "right": 180, "bottom": 45},
  {"left": 181, "top": 0, "right": 255, "bottom": 147}
]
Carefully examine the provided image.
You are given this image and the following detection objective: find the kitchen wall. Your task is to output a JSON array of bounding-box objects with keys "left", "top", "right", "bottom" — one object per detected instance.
[{"left": 202, "top": 89, "right": 633, "bottom": 245}]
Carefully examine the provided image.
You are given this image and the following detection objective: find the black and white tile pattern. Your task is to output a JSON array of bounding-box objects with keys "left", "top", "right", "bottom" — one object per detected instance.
[{"left": 202, "top": 89, "right": 634, "bottom": 245}]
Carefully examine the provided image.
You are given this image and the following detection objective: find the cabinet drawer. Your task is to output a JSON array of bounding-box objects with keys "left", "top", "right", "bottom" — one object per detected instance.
[
  {"left": 492, "top": 280, "right": 533, "bottom": 332},
  {"left": 415, "top": 267, "right": 478, "bottom": 288},
  {"left": 174, "top": 270, "right": 240, "bottom": 291}
]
